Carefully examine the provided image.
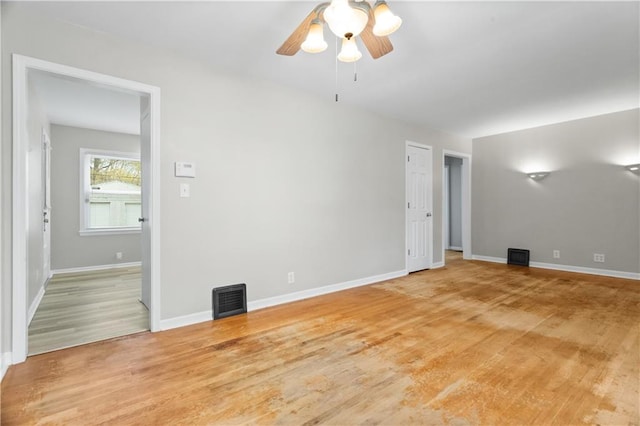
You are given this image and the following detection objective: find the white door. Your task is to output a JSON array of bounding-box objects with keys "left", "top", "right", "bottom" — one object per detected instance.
[
  {"left": 42, "top": 129, "right": 52, "bottom": 281},
  {"left": 140, "top": 97, "right": 151, "bottom": 309},
  {"left": 406, "top": 144, "right": 432, "bottom": 272}
]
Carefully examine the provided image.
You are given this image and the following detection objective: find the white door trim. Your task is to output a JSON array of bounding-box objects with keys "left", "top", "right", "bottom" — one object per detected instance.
[
  {"left": 405, "top": 141, "right": 433, "bottom": 272},
  {"left": 444, "top": 164, "right": 450, "bottom": 250},
  {"left": 42, "top": 127, "right": 52, "bottom": 283},
  {"left": 11, "top": 54, "right": 162, "bottom": 364},
  {"left": 442, "top": 150, "right": 472, "bottom": 261}
]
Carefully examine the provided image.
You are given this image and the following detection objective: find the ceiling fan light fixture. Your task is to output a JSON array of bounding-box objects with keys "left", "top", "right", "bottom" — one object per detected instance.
[
  {"left": 301, "top": 19, "right": 328, "bottom": 53},
  {"left": 337, "top": 36, "right": 362, "bottom": 62},
  {"left": 323, "top": 0, "right": 369, "bottom": 38},
  {"left": 372, "top": 0, "right": 402, "bottom": 37}
]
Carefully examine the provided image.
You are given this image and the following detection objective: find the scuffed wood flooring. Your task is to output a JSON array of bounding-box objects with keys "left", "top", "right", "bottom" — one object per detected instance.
[
  {"left": 3, "top": 253, "right": 639, "bottom": 424},
  {"left": 28, "top": 267, "right": 149, "bottom": 355}
]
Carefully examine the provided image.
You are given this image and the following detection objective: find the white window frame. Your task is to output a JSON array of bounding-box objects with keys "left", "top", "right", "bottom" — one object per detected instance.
[{"left": 79, "top": 148, "right": 142, "bottom": 236}]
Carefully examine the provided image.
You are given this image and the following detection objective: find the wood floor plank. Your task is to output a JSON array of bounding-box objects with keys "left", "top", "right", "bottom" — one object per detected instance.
[
  {"left": 27, "top": 267, "right": 149, "bottom": 356},
  {"left": 3, "top": 252, "right": 639, "bottom": 424}
]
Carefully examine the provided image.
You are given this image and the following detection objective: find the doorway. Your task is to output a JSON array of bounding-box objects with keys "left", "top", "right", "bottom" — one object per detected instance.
[
  {"left": 12, "top": 55, "right": 161, "bottom": 363},
  {"left": 442, "top": 150, "right": 471, "bottom": 263},
  {"left": 444, "top": 156, "right": 463, "bottom": 251},
  {"left": 406, "top": 142, "right": 433, "bottom": 273}
]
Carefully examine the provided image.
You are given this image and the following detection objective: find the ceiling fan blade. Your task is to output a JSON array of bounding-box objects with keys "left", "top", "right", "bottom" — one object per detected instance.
[
  {"left": 276, "top": 9, "right": 318, "bottom": 56},
  {"left": 360, "top": 8, "right": 394, "bottom": 59}
]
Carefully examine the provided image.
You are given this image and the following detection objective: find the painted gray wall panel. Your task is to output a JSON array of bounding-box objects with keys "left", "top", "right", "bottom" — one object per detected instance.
[
  {"left": 472, "top": 109, "right": 640, "bottom": 273},
  {"left": 1, "top": 2, "right": 471, "bottom": 338},
  {"left": 49, "top": 125, "right": 141, "bottom": 270}
]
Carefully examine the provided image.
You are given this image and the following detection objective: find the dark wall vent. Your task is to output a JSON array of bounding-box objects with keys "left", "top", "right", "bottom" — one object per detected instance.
[
  {"left": 507, "top": 248, "right": 530, "bottom": 266},
  {"left": 212, "top": 284, "right": 247, "bottom": 320}
]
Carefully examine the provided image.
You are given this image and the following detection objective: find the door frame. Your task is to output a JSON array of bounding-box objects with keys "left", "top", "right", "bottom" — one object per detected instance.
[
  {"left": 12, "top": 54, "right": 162, "bottom": 363},
  {"left": 442, "top": 150, "right": 471, "bottom": 261},
  {"left": 41, "top": 128, "right": 52, "bottom": 283},
  {"left": 405, "top": 141, "right": 433, "bottom": 272},
  {"left": 443, "top": 164, "right": 450, "bottom": 250}
]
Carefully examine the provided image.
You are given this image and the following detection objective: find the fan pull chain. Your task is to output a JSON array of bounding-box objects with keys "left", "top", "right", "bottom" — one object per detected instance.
[
  {"left": 354, "top": 60, "right": 358, "bottom": 82},
  {"left": 335, "top": 36, "right": 339, "bottom": 102}
]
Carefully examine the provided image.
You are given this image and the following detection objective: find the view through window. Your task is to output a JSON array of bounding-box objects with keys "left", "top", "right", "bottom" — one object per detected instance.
[{"left": 82, "top": 150, "right": 141, "bottom": 232}]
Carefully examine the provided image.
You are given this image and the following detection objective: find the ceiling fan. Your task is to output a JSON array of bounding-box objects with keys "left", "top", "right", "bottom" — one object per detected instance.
[{"left": 276, "top": 0, "right": 402, "bottom": 63}]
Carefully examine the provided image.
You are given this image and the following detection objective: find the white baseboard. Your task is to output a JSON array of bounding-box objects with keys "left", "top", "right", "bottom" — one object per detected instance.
[
  {"left": 28, "top": 282, "right": 46, "bottom": 325},
  {"left": 1, "top": 352, "right": 12, "bottom": 381},
  {"left": 159, "top": 269, "right": 408, "bottom": 331},
  {"left": 472, "top": 255, "right": 506, "bottom": 264},
  {"left": 159, "top": 310, "right": 211, "bottom": 331},
  {"left": 431, "top": 261, "right": 445, "bottom": 269},
  {"left": 529, "top": 261, "right": 640, "bottom": 280},
  {"left": 247, "top": 269, "right": 408, "bottom": 312},
  {"left": 472, "top": 255, "right": 640, "bottom": 280},
  {"left": 51, "top": 261, "right": 142, "bottom": 275},
  {"left": 448, "top": 246, "right": 463, "bottom": 251}
]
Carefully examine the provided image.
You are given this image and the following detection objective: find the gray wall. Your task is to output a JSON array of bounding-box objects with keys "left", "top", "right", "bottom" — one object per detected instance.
[
  {"left": 1, "top": 2, "right": 471, "bottom": 353},
  {"left": 472, "top": 109, "right": 640, "bottom": 273},
  {"left": 445, "top": 156, "right": 462, "bottom": 249},
  {"left": 26, "top": 78, "right": 49, "bottom": 310},
  {"left": 50, "top": 124, "right": 142, "bottom": 270}
]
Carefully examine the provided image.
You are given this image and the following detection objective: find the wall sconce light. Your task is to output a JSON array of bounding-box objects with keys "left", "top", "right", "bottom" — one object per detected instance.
[
  {"left": 527, "top": 171, "right": 550, "bottom": 181},
  {"left": 625, "top": 163, "right": 640, "bottom": 174}
]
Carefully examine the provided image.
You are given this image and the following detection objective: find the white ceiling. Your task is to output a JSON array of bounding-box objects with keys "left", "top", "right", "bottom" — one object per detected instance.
[
  {"left": 29, "top": 70, "right": 141, "bottom": 135},
  {"left": 21, "top": 1, "right": 640, "bottom": 139}
]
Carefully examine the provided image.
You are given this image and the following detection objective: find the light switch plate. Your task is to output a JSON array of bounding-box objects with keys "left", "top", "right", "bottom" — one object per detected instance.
[
  {"left": 175, "top": 162, "right": 196, "bottom": 178},
  {"left": 180, "top": 183, "right": 190, "bottom": 198}
]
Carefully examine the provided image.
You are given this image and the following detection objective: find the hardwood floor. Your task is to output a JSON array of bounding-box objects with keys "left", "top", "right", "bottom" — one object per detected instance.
[
  {"left": 3, "top": 257, "right": 639, "bottom": 425},
  {"left": 28, "top": 267, "right": 149, "bottom": 355}
]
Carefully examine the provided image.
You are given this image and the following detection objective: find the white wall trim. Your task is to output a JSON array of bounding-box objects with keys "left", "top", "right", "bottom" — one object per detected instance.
[
  {"left": 472, "top": 255, "right": 640, "bottom": 280},
  {"left": 248, "top": 269, "right": 408, "bottom": 312},
  {"left": 1, "top": 353, "right": 12, "bottom": 381},
  {"left": 530, "top": 261, "right": 640, "bottom": 280},
  {"left": 12, "top": 54, "right": 162, "bottom": 364},
  {"left": 51, "top": 262, "right": 142, "bottom": 276},
  {"left": 159, "top": 310, "right": 211, "bottom": 331},
  {"left": 160, "top": 269, "right": 408, "bottom": 331},
  {"left": 431, "top": 261, "right": 445, "bottom": 269},
  {"left": 471, "top": 255, "right": 506, "bottom": 263},
  {"left": 27, "top": 283, "right": 46, "bottom": 326},
  {"left": 12, "top": 54, "right": 29, "bottom": 365}
]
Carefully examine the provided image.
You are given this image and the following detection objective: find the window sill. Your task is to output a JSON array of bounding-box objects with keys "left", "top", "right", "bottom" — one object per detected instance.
[{"left": 79, "top": 227, "right": 141, "bottom": 237}]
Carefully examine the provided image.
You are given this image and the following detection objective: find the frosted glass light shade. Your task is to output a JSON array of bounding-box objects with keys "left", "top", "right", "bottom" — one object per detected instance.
[
  {"left": 323, "top": 0, "right": 369, "bottom": 38},
  {"left": 337, "top": 36, "right": 362, "bottom": 62},
  {"left": 372, "top": 1, "right": 402, "bottom": 36},
  {"left": 301, "top": 20, "right": 328, "bottom": 53},
  {"left": 625, "top": 163, "right": 640, "bottom": 173},
  {"left": 527, "top": 172, "right": 550, "bottom": 181}
]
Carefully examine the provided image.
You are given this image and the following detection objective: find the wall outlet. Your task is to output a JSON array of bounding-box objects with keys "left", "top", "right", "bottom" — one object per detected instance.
[
  {"left": 287, "top": 272, "right": 295, "bottom": 284},
  {"left": 116, "top": 252, "right": 123, "bottom": 260},
  {"left": 593, "top": 253, "right": 605, "bottom": 263},
  {"left": 553, "top": 250, "right": 560, "bottom": 259}
]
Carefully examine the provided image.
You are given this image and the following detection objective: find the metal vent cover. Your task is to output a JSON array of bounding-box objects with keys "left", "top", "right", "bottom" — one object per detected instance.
[
  {"left": 507, "top": 248, "right": 530, "bottom": 267},
  {"left": 212, "top": 283, "right": 247, "bottom": 320}
]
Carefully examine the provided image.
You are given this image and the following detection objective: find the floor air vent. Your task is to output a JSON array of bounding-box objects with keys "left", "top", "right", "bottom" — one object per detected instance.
[
  {"left": 507, "top": 248, "right": 530, "bottom": 266},
  {"left": 212, "top": 284, "right": 247, "bottom": 320}
]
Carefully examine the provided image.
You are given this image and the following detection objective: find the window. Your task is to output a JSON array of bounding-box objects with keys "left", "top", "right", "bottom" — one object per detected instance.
[{"left": 80, "top": 148, "right": 141, "bottom": 235}]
